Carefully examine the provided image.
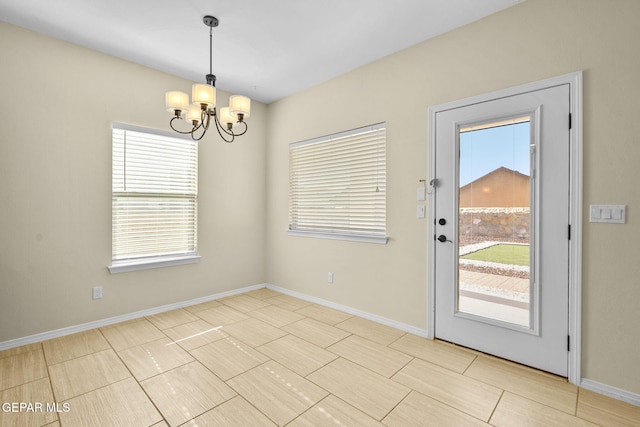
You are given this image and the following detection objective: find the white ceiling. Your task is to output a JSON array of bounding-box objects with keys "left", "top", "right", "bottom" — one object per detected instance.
[{"left": 0, "top": 0, "right": 522, "bottom": 104}]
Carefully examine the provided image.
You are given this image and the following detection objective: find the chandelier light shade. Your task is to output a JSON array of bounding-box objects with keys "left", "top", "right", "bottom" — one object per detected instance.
[
  {"left": 219, "top": 107, "right": 235, "bottom": 126},
  {"left": 229, "top": 95, "right": 251, "bottom": 119},
  {"left": 165, "top": 15, "right": 250, "bottom": 142},
  {"left": 165, "top": 91, "right": 189, "bottom": 113},
  {"left": 192, "top": 83, "right": 216, "bottom": 107}
]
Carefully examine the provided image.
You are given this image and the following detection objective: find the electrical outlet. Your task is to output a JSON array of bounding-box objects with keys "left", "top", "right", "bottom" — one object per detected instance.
[
  {"left": 327, "top": 272, "right": 334, "bottom": 284},
  {"left": 92, "top": 286, "right": 103, "bottom": 300}
]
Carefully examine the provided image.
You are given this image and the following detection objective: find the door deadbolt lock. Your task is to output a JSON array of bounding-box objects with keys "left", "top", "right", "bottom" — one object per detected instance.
[{"left": 438, "top": 218, "right": 447, "bottom": 225}]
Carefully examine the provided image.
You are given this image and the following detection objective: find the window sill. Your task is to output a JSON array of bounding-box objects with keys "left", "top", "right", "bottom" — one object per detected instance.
[
  {"left": 287, "top": 229, "right": 388, "bottom": 244},
  {"left": 108, "top": 254, "right": 200, "bottom": 274}
]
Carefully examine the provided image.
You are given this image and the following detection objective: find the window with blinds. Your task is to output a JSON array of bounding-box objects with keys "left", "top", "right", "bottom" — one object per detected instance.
[
  {"left": 288, "top": 123, "right": 387, "bottom": 244},
  {"left": 110, "top": 123, "right": 199, "bottom": 273}
]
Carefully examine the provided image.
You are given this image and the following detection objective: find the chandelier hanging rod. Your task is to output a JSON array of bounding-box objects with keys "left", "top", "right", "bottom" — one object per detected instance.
[{"left": 204, "top": 15, "right": 216, "bottom": 87}]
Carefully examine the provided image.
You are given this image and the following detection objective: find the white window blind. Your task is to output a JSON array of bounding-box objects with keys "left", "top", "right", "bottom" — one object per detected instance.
[
  {"left": 288, "top": 123, "right": 387, "bottom": 244},
  {"left": 111, "top": 124, "right": 198, "bottom": 269}
]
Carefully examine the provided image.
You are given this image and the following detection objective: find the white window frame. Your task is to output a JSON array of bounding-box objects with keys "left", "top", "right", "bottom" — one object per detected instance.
[
  {"left": 108, "top": 123, "right": 200, "bottom": 274},
  {"left": 288, "top": 123, "right": 388, "bottom": 244}
]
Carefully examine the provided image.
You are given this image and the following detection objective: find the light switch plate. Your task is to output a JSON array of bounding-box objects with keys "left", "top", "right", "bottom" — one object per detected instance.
[
  {"left": 417, "top": 187, "right": 426, "bottom": 201},
  {"left": 589, "top": 205, "right": 626, "bottom": 224},
  {"left": 417, "top": 205, "right": 426, "bottom": 218}
]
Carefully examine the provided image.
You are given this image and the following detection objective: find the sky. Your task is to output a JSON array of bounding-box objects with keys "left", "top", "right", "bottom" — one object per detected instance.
[{"left": 459, "top": 121, "right": 531, "bottom": 187}]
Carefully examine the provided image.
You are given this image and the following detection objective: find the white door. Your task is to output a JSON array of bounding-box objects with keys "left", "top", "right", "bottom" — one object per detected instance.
[{"left": 432, "top": 84, "right": 570, "bottom": 376}]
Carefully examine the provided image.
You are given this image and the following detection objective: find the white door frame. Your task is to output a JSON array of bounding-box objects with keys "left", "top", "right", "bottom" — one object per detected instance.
[{"left": 427, "top": 71, "right": 583, "bottom": 385}]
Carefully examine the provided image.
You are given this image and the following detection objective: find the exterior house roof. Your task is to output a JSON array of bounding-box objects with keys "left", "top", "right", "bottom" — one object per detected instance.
[{"left": 459, "top": 166, "right": 530, "bottom": 208}]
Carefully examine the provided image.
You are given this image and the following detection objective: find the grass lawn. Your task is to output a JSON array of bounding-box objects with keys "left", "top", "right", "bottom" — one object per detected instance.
[{"left": 461, "top": 244, "right": 530, "bottom": 266}]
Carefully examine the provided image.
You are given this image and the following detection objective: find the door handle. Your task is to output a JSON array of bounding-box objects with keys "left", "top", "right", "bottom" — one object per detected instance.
[{"left": 437, "top": 234, "right": 451, "bottom": 243}]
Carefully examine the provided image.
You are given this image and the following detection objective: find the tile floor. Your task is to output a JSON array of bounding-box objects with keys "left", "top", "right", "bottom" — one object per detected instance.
[{"left": 1, "top": 288, "right": 639, "bottom": 426}]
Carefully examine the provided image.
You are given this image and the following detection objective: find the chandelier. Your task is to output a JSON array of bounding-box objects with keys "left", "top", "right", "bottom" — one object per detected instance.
[{"left": 165, "top": 15, "right": 250, "bottom": 142}]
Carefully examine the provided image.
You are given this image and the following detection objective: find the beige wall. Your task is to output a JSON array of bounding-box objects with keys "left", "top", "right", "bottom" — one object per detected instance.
[
  {"left": 266, "top": 0, "right": 640, "bottom": 394},
  {"left": 0, "top": 23, "right": 267, "bottom": 342}
]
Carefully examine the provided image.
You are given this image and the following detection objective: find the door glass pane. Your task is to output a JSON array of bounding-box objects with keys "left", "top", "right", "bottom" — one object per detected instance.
[{"left": 458, "top": 117, "right": 532, "bottom": 328}]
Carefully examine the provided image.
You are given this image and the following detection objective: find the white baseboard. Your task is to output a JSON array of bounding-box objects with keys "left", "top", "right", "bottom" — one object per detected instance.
[
  {"left": 0, "top": 283, "right": 267, "bottom": 351},
  {"left": 580, "top": 378, "right": 640, "bottom": 407},
  {"left": 265, "top": 283, "right": 429, "bottom": 337}
]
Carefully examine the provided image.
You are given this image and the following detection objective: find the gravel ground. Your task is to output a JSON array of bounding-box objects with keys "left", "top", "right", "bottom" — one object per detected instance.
[
  {"left": 459, "top": 263, "right": 530, "bottom": 280},
  {"left": 459, "top": 235, "right": 528, "bottom": 247}
]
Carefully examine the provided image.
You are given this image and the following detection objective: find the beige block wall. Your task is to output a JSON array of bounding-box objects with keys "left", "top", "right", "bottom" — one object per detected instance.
[
  {"left": 0, "top": 22, "right": 267, "bottom": 342},
  {"left": 266, "top": 0, "right": 640, "bottom": 394}
]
